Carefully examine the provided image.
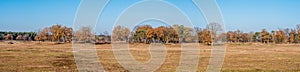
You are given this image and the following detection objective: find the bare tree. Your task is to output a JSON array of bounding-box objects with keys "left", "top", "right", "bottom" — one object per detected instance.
[
  {"left": 234, "top": 30, "right": 243, "bottom": 43},
  {"left": 241, "top": 33, "right": 252, "bottom": 42},
  {"left": 112, "top": 25, "right": 130, "bottom": 42},
  {"left": 35, "top": 27, "right": 50, "bottom": 41},
  {"left": 16, "top": 35, "right": 23, "bottom": 40},
  {"left": 4, "top": 34, "right": 13, "bottom": 40},
  {"left": 207, "top": 22, "right": 225, "bottom": 44},
  {"left": 173, "top": 24, "right": 192, "bottom": 43},
  {"left": 22, "top": 34, "right": 29, "bottom": 41},
  {"left": 74, "top": 27, "right": 93, "bottom": 43},
  {"left": 207, "top": 22, "right": 223, "bottom": 35}
]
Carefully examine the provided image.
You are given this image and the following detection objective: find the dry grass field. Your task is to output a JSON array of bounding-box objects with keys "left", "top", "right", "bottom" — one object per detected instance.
[{"left": 0, "top": 41, "right": 300, "bottom": 72}]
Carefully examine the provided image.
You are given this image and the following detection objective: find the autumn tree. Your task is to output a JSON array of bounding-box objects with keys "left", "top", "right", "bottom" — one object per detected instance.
[
  {"left": 50, "top": 24, "right": 65, "bottom": 43},
  {"left": 165, "top": 27, "right": 178, "bottom": 43},
  {"left": 295, "top": 24, "right": 300, "bottom": 43},
  {"left": 226, "top": 30, "right": 251, "bottom": 43},
  {"left": 63, "top": 27, "right": 73, "bottom": 43},
  {"left": 226, "top": 31, "right": 235, "bottom": 42},
  {"left": 132, "top": 25, "right": 153, "bottom": 43},
  {"left": 34, "top": 24, "right": 72, "bottom": 43},
  {"left": 34, "top": 36, "right": 41, "bottom": 42},
  {"left": 289, "top": 29, "right": 296, "bottom": 43},
  {"left": 275, "top": 29, "right": 287, "bottom": 44},
  {"left": 146, "top": 28, "right": 156, "bottom": 43},
  {"left": 261, "top": 29, "right": 271, "bottom": 44},
  {"left": 198, "top": 29, "right": 212, "bottom": 45},
  {"left": 153, "top": 26, "right": 178, "bottom": 43},
  {"left": 155, "top": 26, "right": 166, "bottom": 42},
  {"left": 130, "top": 25, "right": 179, "bottom": 44}
]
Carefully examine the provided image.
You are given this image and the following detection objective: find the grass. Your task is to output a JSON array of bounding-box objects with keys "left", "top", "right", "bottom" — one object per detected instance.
[{"left": 0, "top": 41, "right": 300, "bottom": 72}]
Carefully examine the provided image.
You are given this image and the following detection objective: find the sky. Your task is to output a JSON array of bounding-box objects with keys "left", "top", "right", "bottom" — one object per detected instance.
[{"left": 0, "top": 0, "right": 300, "bottom": 33}]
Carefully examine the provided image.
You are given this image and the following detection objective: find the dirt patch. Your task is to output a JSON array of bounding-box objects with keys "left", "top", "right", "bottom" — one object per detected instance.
[{"left": 0, "top": 42, "right": 300, "bottom": 71}]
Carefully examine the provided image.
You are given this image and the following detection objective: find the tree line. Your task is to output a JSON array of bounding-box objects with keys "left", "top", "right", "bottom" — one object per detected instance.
[
  {"left": 0, "top": 24, "right": 74, "bottom": 43},
  {"left": 0, "top": 24, "right": 111, "bottom": 44},
  {"left": 113, "top": 23, "right": 300, "bottom": 45},
  {"left": 0, "top": 31, "right": 37, "bottom": 41},
  {"left": 2, "top": 23, "right": 300, "bottom": 45},
  {"left": 112, "top": 23, "right": 219, "bottom": 45}
]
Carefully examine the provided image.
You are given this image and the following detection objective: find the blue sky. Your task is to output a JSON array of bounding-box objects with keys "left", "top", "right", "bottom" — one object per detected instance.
[
  {"left": 218, "top": 0, "right": 300, "bottom": 32},
  {"left": 0, "top": 0, "right": 300, "bottom": 33}
]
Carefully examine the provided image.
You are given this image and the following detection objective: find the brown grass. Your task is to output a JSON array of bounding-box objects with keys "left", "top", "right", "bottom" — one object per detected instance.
[{"left": 0, "top": 41, "right": 300, "bottom": 72}]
